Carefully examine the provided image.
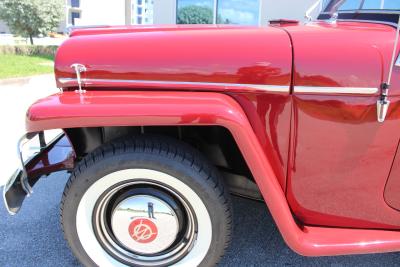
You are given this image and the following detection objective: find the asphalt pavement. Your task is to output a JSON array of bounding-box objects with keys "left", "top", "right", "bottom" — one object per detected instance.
[
  {"left": 1, "top": 171, "right": 400, "bottom": 267},
  {"left": 1, "top": 76, "right": 399, "bottom": 267}
]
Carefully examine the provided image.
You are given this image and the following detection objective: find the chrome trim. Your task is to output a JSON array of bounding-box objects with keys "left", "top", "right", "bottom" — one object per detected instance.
[
  {"left": 320, "top": 10, "right": 400, "bottom": 15},
  {"left": 396, "top": 54, "right": 400, "bottom": 67},
  {"left": 294, "top": 86, "right": 379, "bottom": 95},
  {"left": 111, "top": 195, "right": 179, "bottom": 254},
  {"left": 70, "top": 63, "right": 87, "bottom": 94},
  {"left": 305, "top": 0, "right": 323, "bottom": 21},
  {"left": 17, "top": 133, "right": 36, "bottom": 195},
  {"left": 335, "top": 19, "right": 398, "bottom": 28},
  {"left": 94, "top": 180, "right": 197, "bottom": 265},
  {"left": 377, "top": 99, "right": 390, "bottom": 123},
  {"left": 58, "top": 78, "right": 290, "bottom": 93},
  {"left": 376, "top": 14, "right": 400, "bottom": 123},
  {"left": 2, "top": 170, "right": 22, "bottom": 215},
  {"left": 3, "top": 132, "right": 65, "bottom": 215}
]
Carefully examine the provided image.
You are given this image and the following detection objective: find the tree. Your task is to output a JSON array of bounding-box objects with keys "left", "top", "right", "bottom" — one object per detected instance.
[
  {"left": 177, "top": 5, "right": 213, "bottom": 24},
  {"left": 0, "top": 0, "right": 64, "bottom": 45}
]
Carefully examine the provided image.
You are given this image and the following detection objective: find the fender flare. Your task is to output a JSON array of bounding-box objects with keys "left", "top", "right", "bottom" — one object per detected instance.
[{"left": 26, "top": 91, "right": 400, "bottom": 256}]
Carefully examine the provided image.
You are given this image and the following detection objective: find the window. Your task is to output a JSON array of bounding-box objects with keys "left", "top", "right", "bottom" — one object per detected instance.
[
  {"left": 133, "top": 0, "right": 154, "bottom": 25},
  {"left": 324, "top": 0, "right": 400, "bottom": 11},
  {"left": 71, "top": 11, "right": 81, "bottom": 26},
  {"left": 177, "top": 0, "right": 214, "bottom": 24},
  {"left": 71, "top": 0, "right": 80, "bottom": 8},
  {"left": 176, "top": 0, "right": 260, "bottom": 25},
  {"left": 337, "top": 0, "right": 362, "bottom": 10},
  {"left": 217, "top": 0, "right": 259, "bottom": 25},
  {"left": 362, "top": 0, "right": 399, "bottom": 9}
]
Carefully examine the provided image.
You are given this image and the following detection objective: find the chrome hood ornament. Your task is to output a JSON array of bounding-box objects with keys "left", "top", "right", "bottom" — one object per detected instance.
[{"left": 70, "top": 63, "right": 87, "bottom": 94}]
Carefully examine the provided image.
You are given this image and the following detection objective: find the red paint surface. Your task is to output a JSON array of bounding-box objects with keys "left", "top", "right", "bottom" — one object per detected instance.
[
  {"left": 24, "top": 21, "right": 400, "bottom": 255},
  {"left": 384, "top": 141, "right": 400, "bottom": 211},
  {"left": 282, "top": 21, "right": 400, "bottom": 229},
  {"left": 26, "top": 135, "right": 75, "bottom": 185},
  {"left": 55, "top": 25, "right": 292, "bottom": 90},
  {"left": 285, "top": 21, "right": 397, "bottom": 89},
  {"left": 230, "top": 93, "right": 292, "bottom": 189},
  {"left": 25, "top": 91, "right": 400, "bottom": 256},
  {"left": 129, "top": 218, "right": 158, "bottom": 243}
]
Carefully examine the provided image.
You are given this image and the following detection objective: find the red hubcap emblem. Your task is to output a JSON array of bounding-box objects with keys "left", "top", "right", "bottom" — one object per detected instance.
[{"left": 128, "top": 218, "right": 158, "bottom": 243}]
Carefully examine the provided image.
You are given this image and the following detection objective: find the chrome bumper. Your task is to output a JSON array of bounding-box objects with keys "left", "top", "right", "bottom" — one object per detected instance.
[{"left": 3, "top": 132, "right": 74, "bottom": 215}]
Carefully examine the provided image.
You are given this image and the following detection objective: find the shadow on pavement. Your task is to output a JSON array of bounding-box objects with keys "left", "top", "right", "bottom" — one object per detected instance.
[{"left": 1, "top": 171, "right": 400, "bottom": 267}]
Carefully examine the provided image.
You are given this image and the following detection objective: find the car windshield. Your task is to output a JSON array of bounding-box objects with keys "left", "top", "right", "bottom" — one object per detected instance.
[{"left": 323, "top": 0, "right": 400, "bottom": 13}]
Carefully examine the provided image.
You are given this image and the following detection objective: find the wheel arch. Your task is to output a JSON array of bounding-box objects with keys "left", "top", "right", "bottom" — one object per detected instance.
[
  {"left": 25, "top": 90, "right": 400, "bottom": 257},
  {"left": 26, "top": 91, "right": 301, "bottom": 246}
]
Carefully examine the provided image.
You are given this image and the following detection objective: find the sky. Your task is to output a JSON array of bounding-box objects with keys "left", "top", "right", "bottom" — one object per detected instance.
[
  {"left": 177, "top": 0, "right": 260, "bottom": 25},
  {"left": 328, "top": 0, "right": 400, "bottom": 11}
]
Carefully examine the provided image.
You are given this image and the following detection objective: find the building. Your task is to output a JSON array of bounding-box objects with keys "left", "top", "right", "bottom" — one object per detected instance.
[
  {"left": 1, "top": 0, "right": 322, "bottom": 35},
  {"left": 155, "top": 0, "right": 321, "bottom": 26},
  {"left": 132, "top": 0, "right": 154, "bottom": 25}
]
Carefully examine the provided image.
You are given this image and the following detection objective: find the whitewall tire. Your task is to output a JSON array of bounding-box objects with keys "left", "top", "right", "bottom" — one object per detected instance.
[{"left": 61, "top": 136, "right": 232, "bottom": 267}]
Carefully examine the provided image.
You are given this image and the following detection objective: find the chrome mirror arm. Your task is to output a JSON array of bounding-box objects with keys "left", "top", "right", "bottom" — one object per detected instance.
[
  {"left": 305, "top": 0, "right": 323, "bottom": 21},
  {"left": 377, "top": 14, "right": 400, "bottom": 123}
]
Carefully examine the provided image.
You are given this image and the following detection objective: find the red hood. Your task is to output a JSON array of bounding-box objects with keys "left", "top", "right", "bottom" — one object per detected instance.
[
  {"left": 69, "top": 24, "right": 248, "bottom": 37},
  {"left": 55, "top": 25, "right": 292, "bottom": 91},
  {"left": 56, "top": 22, "right": 398, "bottom": 92}
]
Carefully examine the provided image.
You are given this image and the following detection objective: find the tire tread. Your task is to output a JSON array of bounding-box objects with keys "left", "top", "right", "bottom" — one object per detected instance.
[{"left": 61, "top": 135, "right": 232, "bottom": 266}]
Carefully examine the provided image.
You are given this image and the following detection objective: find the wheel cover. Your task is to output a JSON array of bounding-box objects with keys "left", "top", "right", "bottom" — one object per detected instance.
[
  {"left": 111, "top": 195, "right": 179, "bottom": 254},
  {"left": 76, "top": 169, "right": 212, "bottom": 267}
]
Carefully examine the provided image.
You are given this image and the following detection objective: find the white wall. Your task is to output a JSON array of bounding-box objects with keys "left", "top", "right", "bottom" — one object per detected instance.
[
  {"left": 0, "top": 21, "right": 10, "bottom": 34},
  {"left": 75, "top": 0, "right": 128, "bottom": 26},
  {"left": 153, "top": 0, "right": 177, "bottom": 24}
]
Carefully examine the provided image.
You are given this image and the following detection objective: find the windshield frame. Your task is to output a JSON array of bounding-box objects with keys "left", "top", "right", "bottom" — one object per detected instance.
[
  {"left": 318, "top": 0, "right": 400, "bottom": 26},
  {"left": 320, "top": 0, "right": 400, "bottom": 15}
]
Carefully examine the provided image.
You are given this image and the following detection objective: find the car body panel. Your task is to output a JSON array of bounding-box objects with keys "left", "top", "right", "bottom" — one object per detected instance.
[
  {"left": 230, "top": 92, "right": 292, "bottom": 189},
  {"left": 23, "top": 90, "right": 400, "bottom": 256},
  {"left": 7, "top": 17, "right": 400, "bottom": 256},
  {"left": 384, "top": 140, "right": 400, "bottom": 211},
  {"left": 279, "top": 21, "right": 400, "bottom": 229},
  {"left": 286, "top": 21, "right": 396, "bottom": 89},
  {"left": 55, "top": 26, "right": 292, "bottom": 91}
]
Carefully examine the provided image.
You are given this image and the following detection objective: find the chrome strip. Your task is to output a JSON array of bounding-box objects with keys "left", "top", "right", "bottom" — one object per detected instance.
[
  {"left": 320, "top": 10, "right": 400, "bottom": 15},
  {"left": 396, "top": 54, "right": 400, "bottom": 67},
  {"left": 58, "top": 78, "right": 290, "bottom": 93},
  {"left": 319, "top": 18, "right": 399, "bottom": 28},
  {"left": 294, "top": 86, "right": 379, "bottom": 95}
]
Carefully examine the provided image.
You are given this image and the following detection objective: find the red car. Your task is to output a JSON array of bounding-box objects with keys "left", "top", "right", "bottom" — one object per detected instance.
[{"left": 4, "top": 1, "right": 400, "bottom": 266}]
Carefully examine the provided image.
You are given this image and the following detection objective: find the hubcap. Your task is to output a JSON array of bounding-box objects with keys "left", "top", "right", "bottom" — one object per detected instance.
[
  {"left": 92, "top": 180, "right": 197, "bottom": 266},
  {"left": 111, "top": 195, "right": 179, "bottom": 254}
]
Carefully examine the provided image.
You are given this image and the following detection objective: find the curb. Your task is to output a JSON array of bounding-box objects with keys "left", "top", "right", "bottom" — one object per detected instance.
[{"left": 0, "top": 74, "right": 54, "bottom": 86}]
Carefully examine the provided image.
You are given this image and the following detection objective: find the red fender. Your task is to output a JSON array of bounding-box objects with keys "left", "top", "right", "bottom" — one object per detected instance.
[{"left": 26, "top": 91, "right": 400, "bottom": 256}]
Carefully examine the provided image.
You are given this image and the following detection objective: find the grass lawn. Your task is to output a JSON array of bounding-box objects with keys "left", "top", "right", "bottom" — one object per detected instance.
[{"left": 0, "top": 54, "right": 54, "bottom": 79}]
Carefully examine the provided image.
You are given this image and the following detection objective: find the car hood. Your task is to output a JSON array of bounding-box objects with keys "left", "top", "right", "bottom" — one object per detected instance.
[{"left": 55, "top": 25, "right": 292, "bottom": 91}]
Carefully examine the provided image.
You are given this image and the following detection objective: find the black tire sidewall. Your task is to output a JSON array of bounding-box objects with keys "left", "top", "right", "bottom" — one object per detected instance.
[{"left": 62, "top": 149, "right": 230, "bottom": 267}]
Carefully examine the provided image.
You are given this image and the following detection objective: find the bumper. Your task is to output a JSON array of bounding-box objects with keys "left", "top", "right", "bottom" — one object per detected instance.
[{"left": 3, "top": 132, "right": 75, "bottom": 215}]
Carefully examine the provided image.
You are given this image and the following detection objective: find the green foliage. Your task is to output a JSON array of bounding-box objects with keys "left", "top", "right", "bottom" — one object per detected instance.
[
  {"left": 0, "top": 54, "right": 54, "bottom": 79},
  {"left": 177, "top": 5, "right": 213, "bottom": 24},
  {"left": 0, "top": 0, "right": 64, "bottom": 44},
  {"left": 0, "top": 45, "right": 58, "bottom": 57}
]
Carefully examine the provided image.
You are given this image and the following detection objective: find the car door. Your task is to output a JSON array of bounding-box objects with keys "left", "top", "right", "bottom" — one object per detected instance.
[{"left": 285, "top": 22, "right": 400, "bottom": 229}]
